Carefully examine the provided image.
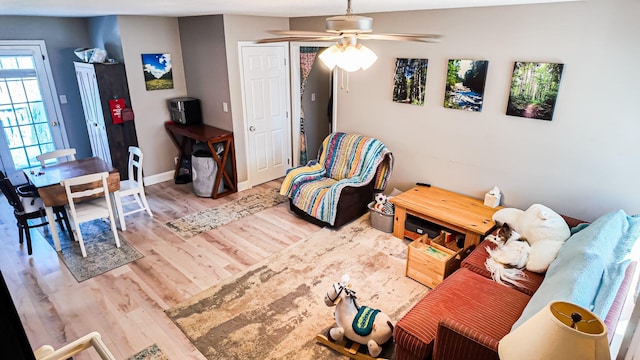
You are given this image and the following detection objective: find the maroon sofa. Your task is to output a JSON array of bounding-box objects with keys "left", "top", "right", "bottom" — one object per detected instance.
[{"left": 394, "top": 215, "right": 638, "bottom": 360}]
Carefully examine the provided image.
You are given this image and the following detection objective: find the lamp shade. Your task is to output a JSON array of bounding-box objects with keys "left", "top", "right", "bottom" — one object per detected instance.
[{"left": 498, "top": 301, "right": 610, "bottom": 360}]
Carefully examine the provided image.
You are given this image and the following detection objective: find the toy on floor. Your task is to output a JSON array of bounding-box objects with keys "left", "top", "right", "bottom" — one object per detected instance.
[
  {"left": 372, "top": 193, "right": 394, "bottom": 215},
  {"left": 318, "top": 274, "right": 393, "bottom": 359}
]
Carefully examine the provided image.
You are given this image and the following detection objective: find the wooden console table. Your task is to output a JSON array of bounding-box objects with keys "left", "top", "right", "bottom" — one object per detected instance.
[
  {"left": 164, "top": 122, "right": 238, "bottom": 199},
  {"left": 390, "top": 186, "right": 499, "bottom": 250}
]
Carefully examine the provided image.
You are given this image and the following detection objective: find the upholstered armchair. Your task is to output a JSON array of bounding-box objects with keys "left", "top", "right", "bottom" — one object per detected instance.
[{"left": 280, "top": 132, "right": 393, "bottom": 228}]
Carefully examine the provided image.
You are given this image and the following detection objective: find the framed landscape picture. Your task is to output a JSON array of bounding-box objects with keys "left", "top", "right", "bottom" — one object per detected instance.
[
  {"left": 141, "top": 53, "right": 174, "bottom": 91},
  {"left": 443, "top": 59, "right": 489, "bottom": 112},
  {"left": 393, "top": 58, "right": 428, "bottom": 106},
  {"left": 506, "top": 61, "right": 564, "bottom": 121}
]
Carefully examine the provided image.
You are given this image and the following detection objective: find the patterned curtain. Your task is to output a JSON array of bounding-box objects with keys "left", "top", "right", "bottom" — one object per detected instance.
[{"left": 299, "top": 47, "right": 319, "bottom": 165}]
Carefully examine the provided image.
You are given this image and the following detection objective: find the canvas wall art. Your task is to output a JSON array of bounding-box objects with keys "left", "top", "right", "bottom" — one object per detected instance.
[
  {"left": 506, "top": 61, "right": 564, "bottom": 121},
  {"left": 141, "top": 53, "right": 174, "bottom": 91},
  {"left": 443, "top": 59, "right": 488, "bottom": 112},
  {"left": 393, "top": 58, "right": 428, "bottom": 106}
]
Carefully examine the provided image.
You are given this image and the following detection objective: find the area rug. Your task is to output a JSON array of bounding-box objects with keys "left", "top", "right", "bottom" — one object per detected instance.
[
  {"left": 39, "top": 219, "right": 143, "bottom": 282},
  {"left": 166, "top": 215, "right": 429, "bottom": 359},
  {"left": 128, "top": 344, "right": 168, "bottom": 360},
  {"left": 166, "top": 187, "right": 288, "bottom": 240}
]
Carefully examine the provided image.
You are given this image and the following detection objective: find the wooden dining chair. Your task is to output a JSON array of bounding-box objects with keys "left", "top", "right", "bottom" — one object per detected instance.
[
  {"left": 0, "top": 172, "right": 72, "bottom": 255},
  {"left": 37, "top": 148, "right": 77, "bottom": 167},
  {"left": 113, "top": 146, "right": 153, "bottom": 231},
  {"left": 61, "top": 172, "right": 120, "bottom": 257}
]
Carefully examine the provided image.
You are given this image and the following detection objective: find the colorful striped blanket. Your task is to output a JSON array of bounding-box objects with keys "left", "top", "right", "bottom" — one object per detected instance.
[{"left": 280, "top": 132, "right": 393, "bottom": 226}]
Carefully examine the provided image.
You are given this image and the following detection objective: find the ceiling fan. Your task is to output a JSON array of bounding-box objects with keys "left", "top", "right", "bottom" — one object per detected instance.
[{"left": 256, "top": 0, "right": 442, "bottom": 45}]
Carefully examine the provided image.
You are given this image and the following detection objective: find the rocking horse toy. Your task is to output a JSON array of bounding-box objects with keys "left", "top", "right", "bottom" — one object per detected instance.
[{"left": 316, "top": 274, "right": 394, "bottom": 359}]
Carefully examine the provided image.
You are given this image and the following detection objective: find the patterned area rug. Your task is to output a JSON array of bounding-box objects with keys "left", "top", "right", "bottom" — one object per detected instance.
[
  {"left": 39, "top": 219, "right": 142, "bottom": 282},
  {"left": 166, "top": 215, "right": 429, "bottom": 359},
  {"left": 128, "top": 344, "right": 168, "bottom": 360},
  {"left": 166, "top": 187, "right": 288, "bottom": 240}
]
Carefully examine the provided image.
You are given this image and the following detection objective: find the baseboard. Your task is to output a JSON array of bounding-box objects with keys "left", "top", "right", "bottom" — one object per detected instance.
[
  {"left": 143, "top": 170, "right": 174, "bottom": 186},
  {"left": 237, "top": 181, "right": 250, "bottom": 192},
  {"left": 143, "top": 171, "right": 250, "bottom": 192}
]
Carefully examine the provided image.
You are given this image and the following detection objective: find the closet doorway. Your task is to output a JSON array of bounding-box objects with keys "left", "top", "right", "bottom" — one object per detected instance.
[{"left": 290, "top": 43, "right": 336, "bottom": 167}]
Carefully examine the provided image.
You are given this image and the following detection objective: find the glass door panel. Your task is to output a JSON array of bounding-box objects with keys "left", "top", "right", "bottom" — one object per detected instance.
[{"left": 0, "top": 43, "right": 66, "bottom": 183}]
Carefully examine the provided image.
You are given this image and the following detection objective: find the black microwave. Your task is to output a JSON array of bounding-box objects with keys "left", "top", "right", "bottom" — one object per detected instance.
[{"left": 168, "top": 97, "right": 202, "bottom": 125}]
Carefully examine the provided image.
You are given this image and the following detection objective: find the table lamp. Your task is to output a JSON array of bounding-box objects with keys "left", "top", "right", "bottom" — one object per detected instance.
[{"left": 498, "top": 301, "right": 610, "bottom": 360}]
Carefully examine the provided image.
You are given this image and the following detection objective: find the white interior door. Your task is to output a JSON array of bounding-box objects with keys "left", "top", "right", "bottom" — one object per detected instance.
[
  {"left": 0, "top": 41, "right": 69, "bottom": 183},
  {"left": 74, "top": 63, "right": 112, "bottom": 167},
  {"left": 240, "top": 43, "right": 291, "bottom": 187}
]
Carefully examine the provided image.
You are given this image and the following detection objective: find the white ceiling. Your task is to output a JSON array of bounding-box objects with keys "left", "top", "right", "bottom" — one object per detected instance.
[{"left": 1, "top": 0, "right": 578, "bottom": 18}]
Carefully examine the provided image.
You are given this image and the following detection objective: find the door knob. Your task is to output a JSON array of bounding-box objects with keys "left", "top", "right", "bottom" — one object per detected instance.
[
  {"left": 51, "top": 121, "right": 58, "bottom": 127},
  {"left": 249, "top": 126, "right": 255, "bottom": 132}
]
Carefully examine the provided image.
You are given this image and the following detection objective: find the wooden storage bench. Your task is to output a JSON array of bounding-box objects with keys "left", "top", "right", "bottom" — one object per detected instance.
[{"left": 406, "top": 233, "right": 463, "bottom": 288}]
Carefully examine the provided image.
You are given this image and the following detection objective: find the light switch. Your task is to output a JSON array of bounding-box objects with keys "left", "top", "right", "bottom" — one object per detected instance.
[
  {"left": 59, "top": 95, "right": 67, "bottom": 104},
  {"left": 311, "top": 93, "right": 316, "bottom": 102},
  {"left": 222, "top": 102, "right": 228, "bottom": 112}
]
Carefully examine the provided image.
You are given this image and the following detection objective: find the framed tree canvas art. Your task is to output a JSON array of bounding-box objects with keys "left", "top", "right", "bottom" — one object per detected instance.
[
  {"left": 506, "top": 61, "right": 564, "bottom": 121},
  {"left": 443, "top": 59, "right": 488, "bottom": 112},
  {"left": 141, "top": 53, "right": 174, "bottom": 91},
  {"left": 393, "top": 58, "right": 428, "bottom": 106}
]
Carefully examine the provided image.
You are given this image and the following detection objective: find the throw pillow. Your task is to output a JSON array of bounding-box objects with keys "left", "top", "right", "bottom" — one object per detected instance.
[
  {"left": 492, "top": 208, "right": 524, "bottom": 227},
  {"left": 492, "top": 204, "right": 570, "bottom": 273},
  {"left": 516, "top": 204, "right": 570, "bottom": 244}
]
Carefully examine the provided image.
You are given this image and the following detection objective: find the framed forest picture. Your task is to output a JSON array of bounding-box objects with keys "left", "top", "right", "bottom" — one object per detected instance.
[
  {"left": 506, "top": 61, "right": 564, "bottom": 121},
  {"left": 443, "top": 59, "right": 488, "bottom": 112},
  {"left": 393, "top": 58, "right": 428, "bottom": 106}
]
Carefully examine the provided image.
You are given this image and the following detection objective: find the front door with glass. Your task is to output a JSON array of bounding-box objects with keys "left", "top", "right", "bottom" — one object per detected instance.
[{"left": 0, "top": 41, "right": 68, "bottom": 184}]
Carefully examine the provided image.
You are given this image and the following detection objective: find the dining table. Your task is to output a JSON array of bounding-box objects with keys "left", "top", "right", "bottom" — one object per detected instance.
[{"left": 23, "top": 157, "right": 121, "bottom": 252}]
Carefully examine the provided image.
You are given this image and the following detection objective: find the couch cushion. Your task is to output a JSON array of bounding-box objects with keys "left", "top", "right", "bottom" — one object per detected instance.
[
  {"left": 513, "top": 209, "right": 640, "bottom": 330},
  {"left": 461, "top": 242, "right": 544, "bottom": 296},
  {"left": 603, "top": 261, "right": 637, "bottom": 342},
  {"left": 394, "top": 268, "right": 530, "bottom": 359}
]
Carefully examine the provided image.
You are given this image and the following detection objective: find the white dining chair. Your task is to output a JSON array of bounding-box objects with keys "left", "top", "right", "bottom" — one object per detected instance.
[
  {"left": 113, "top": 146, "right": 153, "bottom": 231},
  {"left": 34, "top": 331, "right": 116, "bottom": 360},
  {"left": 61, "top": 172, "right": 120, "bottom": 257},
  {"left": 37, "top": 148, "right": 77, "bottom": 166}
]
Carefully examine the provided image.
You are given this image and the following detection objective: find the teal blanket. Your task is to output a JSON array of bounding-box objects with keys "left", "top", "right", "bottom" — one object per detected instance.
[{"left": 513, "top": 209, "right": 640, "bottom": 329}]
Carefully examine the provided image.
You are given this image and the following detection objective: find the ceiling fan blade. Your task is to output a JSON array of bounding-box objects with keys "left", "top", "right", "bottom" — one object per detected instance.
[
  {"left": 256, "top": 36, "right": 341, "bottom": 44},
  {"left": 357, "top": 33, "right": 442, "bottom": 43},
  {"left": 267, "top": 30, "right": 336, "bottom": 37}
]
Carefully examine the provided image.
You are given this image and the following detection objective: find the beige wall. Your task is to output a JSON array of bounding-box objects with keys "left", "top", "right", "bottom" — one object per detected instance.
[
  {"left": 117, "top": 15, "right": 187, "bottom": 177},
  {"left": 222, "top": 15, "right": 289, "bottom": 186},
  {"left": 116, "top": 14, "right": 289, "bottom": 185},
  {"left": 291, "top": 0, "right": 640, "bottom": 221},
  {"left": 178, "top": 15, "right": 233, "bottom": 131}
]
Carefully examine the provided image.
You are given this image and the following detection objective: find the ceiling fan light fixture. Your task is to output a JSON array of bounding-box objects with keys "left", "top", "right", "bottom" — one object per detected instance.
[
  {"left": 318, "top": 45, "right": 341, "bottom": 70},
  {"left": 339, "top": 44, "right": 363, "bottom": 72},
  {"left": 319, "top": 43, "right": 377, "bottom": 72},
  {"left": 357, "top": 44, "right": 377, "bottom": 70}
]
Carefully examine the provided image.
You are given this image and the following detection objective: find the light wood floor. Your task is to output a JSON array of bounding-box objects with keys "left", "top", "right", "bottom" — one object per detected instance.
[{"left": 0, "top": 179, "right": 320, "bottom": 359}]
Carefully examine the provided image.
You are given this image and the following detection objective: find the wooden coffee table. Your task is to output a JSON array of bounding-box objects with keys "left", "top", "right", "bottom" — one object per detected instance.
[{"left": 389, "top": 186, "right": 499, "bottom": 250}]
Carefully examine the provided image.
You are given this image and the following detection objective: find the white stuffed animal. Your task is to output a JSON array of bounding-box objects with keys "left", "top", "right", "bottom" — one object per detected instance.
[{"left": 491, "top": 204, "right": 570, "bottom": 273}]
